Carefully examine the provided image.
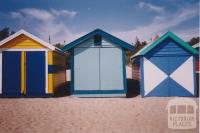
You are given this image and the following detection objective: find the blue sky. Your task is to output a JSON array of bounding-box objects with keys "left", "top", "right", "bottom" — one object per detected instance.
[{"left": 0, "top": 0, "right": 199, "bottom": 44}]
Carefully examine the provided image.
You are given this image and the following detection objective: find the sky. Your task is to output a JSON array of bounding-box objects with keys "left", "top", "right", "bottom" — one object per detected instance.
[{"left": 0, "top": 0, "right": 199, "bottom": 44}]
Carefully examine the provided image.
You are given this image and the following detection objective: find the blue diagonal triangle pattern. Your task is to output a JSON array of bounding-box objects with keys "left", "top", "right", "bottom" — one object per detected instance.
[
  {"left": 145, "top": 39, "right": 191, "bottom": 75},
  {"left": 168, "top": 77, "right": 193, "bottom": 96},
  {"left": 168, "top": 56, "right": 190, "bottom": 74},
  {"left": 146, "top": 56, "right": 169, "bottom": 74},
  {"left": 146, "top": 77, "right": 169, "bottom": 97},
  {"left": 146, "top": 56, "right": 189, "bottom": 75}
]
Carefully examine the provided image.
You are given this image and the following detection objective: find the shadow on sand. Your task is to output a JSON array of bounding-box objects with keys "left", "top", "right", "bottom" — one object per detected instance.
[
  {"left": 53, "top": 81, "right": 71, "bottom": 97},
  {"left": 126, "top": 79, "right": 140, "bottom": 98}
]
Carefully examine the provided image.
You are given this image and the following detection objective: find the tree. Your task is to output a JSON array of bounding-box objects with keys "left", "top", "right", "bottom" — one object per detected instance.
[
  {"left": 0, "top": 27, "right": 10, "bottom": 41},
  {"left": 10, "top": 31, "right": 15, "bottom": 35},
  {"left": 187, "top": 37, "right": 199, "bottom": 46},
  {"left": 0, "top": 27, "right": 15, "bottom": 41},
  {"left": 54, "top": 43, "right": 65, "bottom": 49},
  {"left": 125, "top": 37, "right": 148, "bottom": 65},
  {"left": 141, "top": 41, "right": 147, "bottom": 46},
  {"left": 134, "top": 36, "right": 141, "bottom": 48}
]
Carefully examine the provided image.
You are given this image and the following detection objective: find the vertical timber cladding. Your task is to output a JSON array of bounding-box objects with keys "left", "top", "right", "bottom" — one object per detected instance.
[
  {"left": 1, "top": 51, "right": 47, "bottom": 96},
  {"left": 2, "top": 51, "right": 22, "bottom": 96},
  {"left": 74, "top": 38, "right": 124, "bottom": 91},
  {"left": 26, "top": 51, "right": 46, "bottom": 95}
]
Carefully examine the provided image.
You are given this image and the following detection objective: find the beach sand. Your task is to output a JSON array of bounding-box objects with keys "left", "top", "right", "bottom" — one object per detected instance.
[{"left": 0, "top": 96, "right": 198, "bottom": 133}]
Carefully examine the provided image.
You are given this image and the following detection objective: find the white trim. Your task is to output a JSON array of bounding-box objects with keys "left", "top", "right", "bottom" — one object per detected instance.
[
  {"left": 0, "top": 48, "right": 48, "bottom": 51},
  {"left": 170, "top": 57, "right": 194, "bottom": 95},
  {"left": 143, "top": 57, "right": 168, "bottom": 96},
  {"left": 0, "top": 29, "right": 56, "bottom": 51},
  {"left": 45, "top": 51, "right": 48, "bottom": 94},
  {"left": 192, "top": 43, "right": 199, "bottom": 48},
  {"left": 0, "top": 51, "right": 2, "bottom": 94},
  {"left": 0, "top": 49, "right": 49, "bottom": 94}
]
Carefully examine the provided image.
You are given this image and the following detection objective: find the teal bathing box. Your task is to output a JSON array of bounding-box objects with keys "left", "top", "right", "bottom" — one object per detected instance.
[{"left": 62, "top": 29, "right": 134, "bottom": 97}]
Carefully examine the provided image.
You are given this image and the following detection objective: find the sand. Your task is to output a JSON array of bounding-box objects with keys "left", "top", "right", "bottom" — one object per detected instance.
[{"left": 0, "top": 96, "right": 198, "bottom": 133}]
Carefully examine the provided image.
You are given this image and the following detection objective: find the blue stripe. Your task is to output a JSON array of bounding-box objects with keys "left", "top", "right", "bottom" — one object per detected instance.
[
  {"left": 48, "top": 65, "right": 66, "bottom": 73},
  {"left": 70, "top": 50, "right": 74, "bottom": 95},
  {"left": 73, "top": 90, "right": 126, "bottom": 94},
  {"left": 122, "top": 48, "right": 127, "bottom": 94},
  {"left": 140, "top": 57, "right": 145, "bottom": 97}
]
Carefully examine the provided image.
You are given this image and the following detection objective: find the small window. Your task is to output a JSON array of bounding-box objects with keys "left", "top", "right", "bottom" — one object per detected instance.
[{"left": 94, "top": 35, "right": 102, "bottom": 45}]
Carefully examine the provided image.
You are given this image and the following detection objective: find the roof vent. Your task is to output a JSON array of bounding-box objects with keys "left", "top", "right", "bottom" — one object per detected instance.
[{"left": 94, "top": 34, "right": 102, "bottom": 45}]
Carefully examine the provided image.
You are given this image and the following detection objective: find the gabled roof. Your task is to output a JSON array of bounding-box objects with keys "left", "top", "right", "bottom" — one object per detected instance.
[
  {"left": 131, "top": 31, "right": 199, "bottom": 59},
  {"left": 62, "top": 29, "right": 134, "bottom": 51},
  {"left": 0, "top": 29, "right": 57, "bottom": 51}
]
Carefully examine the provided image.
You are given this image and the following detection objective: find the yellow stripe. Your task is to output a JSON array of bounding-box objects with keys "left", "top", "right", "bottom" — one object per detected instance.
[
  {"left": 48, "top": 74, "right": 53, "bottom": 93},
  {"left": 48, "top": 51, "right": 54, "bottom": 93},
  {"left": 21, "top": 51, "right": 26, "bottom": 94},
  {"left": 48, "top": 51, "right": 53, "bottom": 65},
  {"left": 24, "top": 52, "right": 26, "bottom": 94}
]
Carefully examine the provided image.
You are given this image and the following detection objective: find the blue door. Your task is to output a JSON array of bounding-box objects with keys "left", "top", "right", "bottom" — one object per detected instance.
[
  {"left": 26, "top": 51, "right": 46, "bottom": 96},
  {"left": 2, "top": 51, "right": 21, "bottom": 96},
  {"left": 144, "top": 55, "right": 193, "bottom": 97},
  {"left": 168, "top": 56, "right": 194, "bottom": 96},
  {"left": 144, "top": 56, "right": 169, "bottom": 96}
]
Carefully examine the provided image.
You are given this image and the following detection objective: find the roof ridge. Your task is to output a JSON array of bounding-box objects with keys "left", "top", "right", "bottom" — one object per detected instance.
[
  {"left": 62, "top": 29, "right": 134, "bottom": 51},
  {"left": 0, "top": 29, "right": 56, "bottom": 51},
  {"left": 131, "top": 31, "right": 198, "bottom": 59}
]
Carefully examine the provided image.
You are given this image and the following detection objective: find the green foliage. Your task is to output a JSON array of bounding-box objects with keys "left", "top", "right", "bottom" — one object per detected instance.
[
  {"left": 0, "top": 27, "right": 10, "bottom": 41},
  {"left": 126, "top": 37, "right": 147, "bottom": 65},
  {"left": 0, "top": 27, "right": 15, "bottom": 41}
]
